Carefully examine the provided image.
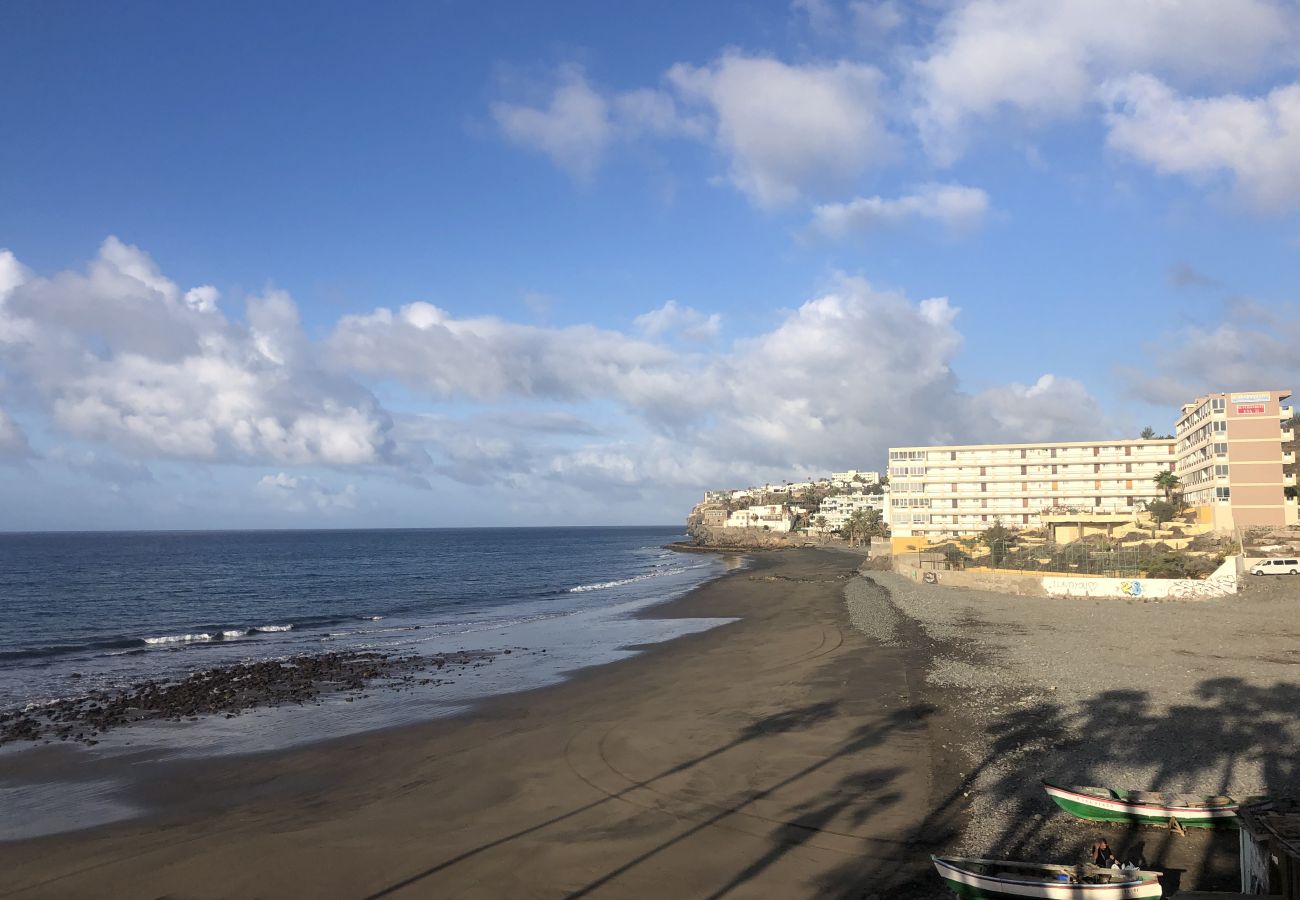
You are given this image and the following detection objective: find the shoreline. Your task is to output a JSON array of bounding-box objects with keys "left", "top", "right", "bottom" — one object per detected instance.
[{"left": 0, "top": 548, "right": 955, "bottom": 899}]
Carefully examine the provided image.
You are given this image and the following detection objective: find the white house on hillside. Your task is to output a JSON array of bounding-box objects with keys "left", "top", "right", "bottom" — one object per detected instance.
[
  {"left": 814, "top": 493, "right": 885, "bottom": 532},
  {"left": 725, "top": 504, "right": 795, "bottom": 532}
]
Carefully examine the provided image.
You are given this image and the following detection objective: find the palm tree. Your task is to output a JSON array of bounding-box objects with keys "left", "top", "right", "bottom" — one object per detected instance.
[
  {"left": 1140, "top": 426, "right": 1156, "bottom": 439},
  {"left": 1153, "top": 470, "right": 1180, "bottom": 502}
]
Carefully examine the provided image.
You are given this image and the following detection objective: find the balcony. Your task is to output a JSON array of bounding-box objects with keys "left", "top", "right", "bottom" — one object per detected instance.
[
  {"left": 1282, "top": 429, "right": 1295, "bottom": 442},
  {"left": 1282, "top": 406, "right": 1294, "bottom": 418}
]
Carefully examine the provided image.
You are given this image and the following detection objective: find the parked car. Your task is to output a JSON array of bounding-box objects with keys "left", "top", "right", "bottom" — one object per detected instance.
[{"left": 1250, "top": 558, "right": 1300, "bottom": 576}]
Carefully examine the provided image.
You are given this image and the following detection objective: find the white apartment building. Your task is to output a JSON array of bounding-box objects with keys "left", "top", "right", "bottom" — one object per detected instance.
[
  {"left": 724, "top": 504, "right": 795, "bottom": 532},
  {"left": 887, "top": 438, "right": 1176, "bottom": 547},
  {"left": 830, "top": 470, "right": 880, "bottom": 486},
  {"left": 815, "top": 493, "right": 885, "bottom": 531}
]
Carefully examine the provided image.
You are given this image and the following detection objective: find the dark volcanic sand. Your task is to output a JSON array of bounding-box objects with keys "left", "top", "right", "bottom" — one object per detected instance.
[{"left": 0, "top": 549, "right": 955, "bottom": 899}]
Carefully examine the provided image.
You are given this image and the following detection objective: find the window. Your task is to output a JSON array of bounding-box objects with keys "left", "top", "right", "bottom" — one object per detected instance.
[
  {"left": 1215, "top": 486, "right": 1231, "bottom": 501},
  {"left": 1215, "top": 465, "right": 1229, "bottom": 477},
  {"left": 1214, "top": 443, "right": 1228, "bottom": 455},
  {"left": 1213, "top": 421, "right": 1227, "bottom": 432},
  {"left": 1212, "top": 398, "right": 1226, "bottom": 411}
]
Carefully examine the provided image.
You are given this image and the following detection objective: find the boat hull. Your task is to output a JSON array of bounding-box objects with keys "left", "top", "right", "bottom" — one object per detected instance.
[
  {"left": 1043, "top": 782, "right": 1238, "bottom": 828},
  {"left": 933, "top": 857, "right": 1162, "bottom": 899}
]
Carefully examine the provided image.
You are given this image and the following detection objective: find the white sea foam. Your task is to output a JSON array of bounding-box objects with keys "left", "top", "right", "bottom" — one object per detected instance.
[
  {"left": 143, "top": 632, "right": 212, "bottom": 645},
  {"left": 221, "top": 629, "right": 249, "bottom": 639},
  {"left": 255, "top": 624, "right": 293, "bottom": 632},
  {"left": 566, "top": 568, "right": 690, "bottom": 593}
]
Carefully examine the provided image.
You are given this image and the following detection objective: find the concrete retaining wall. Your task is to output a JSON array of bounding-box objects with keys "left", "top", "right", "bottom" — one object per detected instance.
[
  {"left": 892, "top": 554, "right": 1240, "bottom": 600},
  {"left": 1042, "top": 558, "right": 1239, "bottom": 599}
]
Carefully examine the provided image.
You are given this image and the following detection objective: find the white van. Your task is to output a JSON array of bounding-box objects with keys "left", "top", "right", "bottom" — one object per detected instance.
[{"left": 1250, "top": 558, "right": 1300, "bottom": 576}]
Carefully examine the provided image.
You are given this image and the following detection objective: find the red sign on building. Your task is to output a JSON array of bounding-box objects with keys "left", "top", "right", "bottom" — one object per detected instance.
[{"left": 1236, "top": 403, "right": 1267, "bottom": 415}]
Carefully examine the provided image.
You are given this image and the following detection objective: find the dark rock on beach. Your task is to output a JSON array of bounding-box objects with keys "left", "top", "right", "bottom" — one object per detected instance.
[{"left": 0, "top": 649, "right": 498, "bottom": 746}]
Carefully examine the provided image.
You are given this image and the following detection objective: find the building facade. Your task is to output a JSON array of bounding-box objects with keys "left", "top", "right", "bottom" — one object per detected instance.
[
  {"left": 1175, "top": 390, "right": 1297, "bottom": 530},
  {"left": 887, "top": 438, "right": 1176, "bottom": 547},
  {"left": 724, "top": 504, "right": 795, "bottom": 532},
  {"left": 814, "top": 493, "right": 885, "bottom": 531}
]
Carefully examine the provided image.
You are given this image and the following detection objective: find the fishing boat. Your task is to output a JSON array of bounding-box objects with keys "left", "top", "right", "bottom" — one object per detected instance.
[
  {"left": 1042, "top": 780, "right": 1240, "bottom": 828},
  {"left": 932, "top": 856, "right": 1162, "bottom": 899}
]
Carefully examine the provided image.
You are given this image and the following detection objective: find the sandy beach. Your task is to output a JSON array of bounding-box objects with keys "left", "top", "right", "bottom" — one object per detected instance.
[
  {"left": 0, "top": 549, "right": 954, "bottom": 899},
  {"left": 852, "top": 569, "right": 1300, "bottom": 894},
  {"left": 5, "top": 548, "right": 1296, "bottom": 898}
]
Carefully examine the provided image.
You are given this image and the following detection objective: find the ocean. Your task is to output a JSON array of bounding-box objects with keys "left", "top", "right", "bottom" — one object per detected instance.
[{"left": 0, "top": 527, "right": 738, "bottom": 754}]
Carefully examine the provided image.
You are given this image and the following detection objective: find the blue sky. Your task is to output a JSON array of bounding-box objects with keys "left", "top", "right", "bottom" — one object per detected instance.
[{"left": 2, "top": 0, "right": 1299, "bottom": 529}]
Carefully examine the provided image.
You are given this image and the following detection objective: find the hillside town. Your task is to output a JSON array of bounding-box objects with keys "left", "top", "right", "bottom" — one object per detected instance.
[
  {"left": 689, "top": 389, "right": 1299, "bottom": 556},
  {"left": 691, "top": 469, "right": 890, "bottom": 545}
]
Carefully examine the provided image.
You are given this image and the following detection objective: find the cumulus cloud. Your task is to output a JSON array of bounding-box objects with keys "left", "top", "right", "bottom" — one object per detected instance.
[
  {"left": 968, "top": 375, "right": 1103, "bottom": 444},
  {"left": 0, "top": 238, "right": 412, "bottom": 468},
  {"left": 491, "top": 65, "right": 701, "bottom": 180},
  {"left": 330, "top": 274, "right": 1104, "bottom": 494},
  {"left": 256, "top": 472, "right": 360, "bottom": 513},
  {"left": 4, "top": 239, "right": 1114, "bottom": 507},
  {"left": 633, "top": 300, "right": 721, "bottom": 341},
  {"left": 0, "top": 408, "right": 31, "bottom": 462},
  {"left": 809, "top": 183, "right": 990, "bottom": 238},
  {"left": 1120, "top": 301, "right": 1300, "bottom": 405},
  {"left": 912, "top": 0, "right": 1299, "bottom": 163},
  {"left": 791, "top": 0, "right": 904, "bottom": 44},
  {"left": 492, "top": 53, "right": 892, "bottom": 207},
  {"left": 45, "top": 446, "right": 153, "bottom": 486},
  {"left": 1102, "top": 75, "right": 1300, "bottom": 212},
  {"left": 668, "top": 52, "right": 892, "bottom": 207},
  {"left": 327, "top": 300, "right": 710, "bottom": 429}
]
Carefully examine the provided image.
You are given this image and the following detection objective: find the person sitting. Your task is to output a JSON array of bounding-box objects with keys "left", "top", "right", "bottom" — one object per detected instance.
[{"left": 1091, "top": 839, "right": 1118, "bottom": 868}]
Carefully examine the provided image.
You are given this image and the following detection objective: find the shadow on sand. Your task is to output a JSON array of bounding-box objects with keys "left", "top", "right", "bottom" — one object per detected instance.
[{"left": 362, "top": 602, "right": 1300, "bottom": 899}]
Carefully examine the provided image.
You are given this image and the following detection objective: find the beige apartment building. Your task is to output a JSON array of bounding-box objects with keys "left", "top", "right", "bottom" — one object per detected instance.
[
  {"left": 1175, "top": 390, "right": 1297, "bottom": 530},
  {"left": 887, "top": 438, "right": 1176, "bottom": 551}
]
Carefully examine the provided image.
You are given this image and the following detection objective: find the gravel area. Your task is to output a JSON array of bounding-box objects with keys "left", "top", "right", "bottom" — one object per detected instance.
[{"left": 845, "top": 569, "right": 1300, "bottom": 892}]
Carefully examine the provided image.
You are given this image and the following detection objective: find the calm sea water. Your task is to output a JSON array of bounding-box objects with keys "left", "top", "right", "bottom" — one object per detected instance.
[
  {"left": 0, "top": 527, "right": 733, "bottom": 712},
  {"left": 0, "top": 527, "right": 742, "bottom": 840}
]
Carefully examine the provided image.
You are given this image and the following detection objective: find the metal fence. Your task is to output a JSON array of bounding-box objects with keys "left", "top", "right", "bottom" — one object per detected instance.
[{"left": 921, "top": 541, "right": 1142, "bottom": 578}]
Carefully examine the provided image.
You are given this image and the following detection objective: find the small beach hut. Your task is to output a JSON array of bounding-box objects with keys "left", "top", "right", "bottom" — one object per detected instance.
[{"left": 1238, "top": 797, "right": 1300, "bottom": 897}]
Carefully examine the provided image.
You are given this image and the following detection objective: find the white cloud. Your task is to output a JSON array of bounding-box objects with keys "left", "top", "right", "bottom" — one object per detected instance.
[
  {"left": 329, "top": 274, "right": 1104, "bottom": 493},
  {"left": 0, "top": 408, "right": 31, "bottom": 462},
  {"left": 492, "top": 65, "right": 615, "bottom": 180},
  {"left": 668, "top": 52, "right": 892, "bottom": 207},
  {"left": 493, "top": 54, "right": 892, "bottom": 207},
  {"left": 0, "top": 238, "right": 411, "bottom": 468},
  {"left": 45, "top": 446, "right": 153, "bottom": 486},
  {"left": 491, "top": 65, "right": 700, "bottom": 181},
  {"left": 1120, "top": 300, "right": 1300, "bottom": 405},
  {"left": 810, "top": 183, "right": 990, "bottom": 237},
  {"left": 912, "top": 0, "right": 1299, "bottom": 163},
  {"left": 793, "top": 0, "right": 904, "bottom": 43},
  {"left": 968, "top": 374, "right": 1103, "bottom": 444},
  {"left": 3, "top": 239, "right": 1113, "bottom": 507},
  {"left": 256, "top": 472, "right": 359, "bottom": 513},
  {"left": 1102, "top": 75, "right": 1300, "bottom": 212},
  {"left": 633, "top": 300, "right": 721, "bottom": 341},
  {"left": 0, "top": 249, "right": 30, "bottom": 302}
]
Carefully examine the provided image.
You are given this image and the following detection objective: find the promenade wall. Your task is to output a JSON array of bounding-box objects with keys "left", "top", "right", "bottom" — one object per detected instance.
[{"left": 892, "top": 553, "right": 1239, "bottom": 600}]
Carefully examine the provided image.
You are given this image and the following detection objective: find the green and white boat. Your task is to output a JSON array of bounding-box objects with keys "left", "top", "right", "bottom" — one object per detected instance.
[
  {"left": 1042, "top": 780, "right": 1240, "bottom": 828},
  {"left": 932, "top": 856, "right": 1162, "bottom": 899}
]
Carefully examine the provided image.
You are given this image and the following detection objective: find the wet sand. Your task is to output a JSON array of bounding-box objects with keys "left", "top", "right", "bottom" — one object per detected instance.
[{"left": 0, "top": 550, "right": 952, "bottom": 899}]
